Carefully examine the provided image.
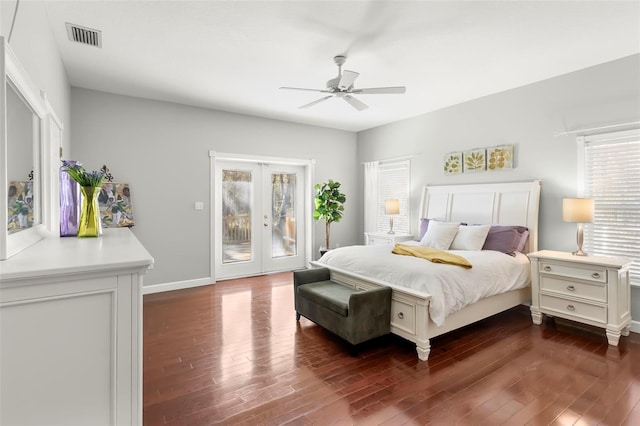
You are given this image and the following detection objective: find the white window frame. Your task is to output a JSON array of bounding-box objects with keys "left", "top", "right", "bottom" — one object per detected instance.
[
  {"left": 578, "top": 129, "right": 640, "bottom": 286},
  {"left": 375, "top": 159, "right": 410, "bottom": 234}
]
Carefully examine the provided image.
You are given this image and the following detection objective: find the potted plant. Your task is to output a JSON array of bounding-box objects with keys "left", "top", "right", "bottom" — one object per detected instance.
[{"left": 313, "top": 179, "right": 346, "bottom": 255}]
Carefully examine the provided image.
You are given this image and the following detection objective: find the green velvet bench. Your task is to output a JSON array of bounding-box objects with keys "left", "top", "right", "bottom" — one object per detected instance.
[{"left": 293, "top": 268, "right": 392, "bottom": 346}]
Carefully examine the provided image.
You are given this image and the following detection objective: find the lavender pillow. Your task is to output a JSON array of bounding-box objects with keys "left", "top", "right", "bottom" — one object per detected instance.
[
  {"left": 516, "top": 229, "right": 530, "bottom": 252},
  {"left": 482, "top": 225, "right": 529, "bottom": 256},
  {"left": 418, "top": 218, "right": 431, "bottom": 241}
]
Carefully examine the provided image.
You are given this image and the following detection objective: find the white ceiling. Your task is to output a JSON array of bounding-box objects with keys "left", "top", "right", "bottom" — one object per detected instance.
[{"left": 39, "top": 0, "right": 640, "bottom": 132}]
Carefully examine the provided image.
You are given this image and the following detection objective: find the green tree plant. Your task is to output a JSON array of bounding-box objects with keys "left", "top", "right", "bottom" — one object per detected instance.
[{"left": 313, "top": 180, "right": 346, "bottom": 250}]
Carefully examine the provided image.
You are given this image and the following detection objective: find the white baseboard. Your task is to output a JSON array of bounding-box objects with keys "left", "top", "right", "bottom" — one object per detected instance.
[
  {"left": 630, "top": 320, "right": 640, "bottom": 334},
  {"left": 142, "top": 277, "right": 214, "bottom": 295}
]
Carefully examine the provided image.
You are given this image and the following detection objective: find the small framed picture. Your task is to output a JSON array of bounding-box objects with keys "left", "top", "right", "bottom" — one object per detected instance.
[
  {"left": 443, "top": 152, "right": 462, "bottom": 174},
  {"left": 487, "top": 145, "right": 514, "bottom": 171},
  {"left": 463, "top": 149, "right": 486, "bottom": 173},
  {"left": 99, "top": 182, "right": 135, "bottom": 227}
]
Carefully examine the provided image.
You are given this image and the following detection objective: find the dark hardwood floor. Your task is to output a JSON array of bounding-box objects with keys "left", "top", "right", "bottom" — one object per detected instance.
[{"left": 143, "top": 273, "right": 640, "bottom": 425}]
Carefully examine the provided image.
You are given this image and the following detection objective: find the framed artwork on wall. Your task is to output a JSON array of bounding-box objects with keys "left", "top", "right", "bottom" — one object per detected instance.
[
  {"left": 487, "top": 145, "right": 514, "bottom": 171},
  {"left": 463, "top": 149, "right": 486, "bottom": 173},
  {"left": 99, "top": 182, "right": 135, "bottom": 227},
  {"left": 443, "top": 152, "right": 462, "bottom": 174}
]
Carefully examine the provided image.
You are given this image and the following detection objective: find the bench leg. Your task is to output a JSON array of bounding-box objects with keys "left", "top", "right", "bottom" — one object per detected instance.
[
  {"left": 349, "top": 344, "right": 360, "bottom": 357},
  {"left": 296, "top": 312, "right": 301, "bottom": 321}
]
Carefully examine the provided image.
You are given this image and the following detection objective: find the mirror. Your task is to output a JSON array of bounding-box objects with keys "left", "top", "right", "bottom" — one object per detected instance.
[
  {"left": 1, "top": 37, "right": 49, "bottom": 260},
  {"left": 7, "top": 80, "right": 38, "bottom": 234}
]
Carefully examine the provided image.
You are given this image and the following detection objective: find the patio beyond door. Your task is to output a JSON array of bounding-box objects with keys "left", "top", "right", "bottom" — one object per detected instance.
[{"left": 215, "top": 161, "right": 305, "bottom": 280}]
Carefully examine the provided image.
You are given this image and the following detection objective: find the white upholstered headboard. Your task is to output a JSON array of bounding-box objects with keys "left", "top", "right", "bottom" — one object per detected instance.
[{"left": 419, "top": 180, "right": 541, "bottom": 253}]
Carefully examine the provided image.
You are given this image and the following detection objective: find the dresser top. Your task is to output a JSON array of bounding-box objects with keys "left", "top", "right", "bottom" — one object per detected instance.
[
  {"left": 0, "top": 228, "right": 154, "bottom": 282},
  {"left": 528, "top": 250, "right": 632, "bottom": 268}
]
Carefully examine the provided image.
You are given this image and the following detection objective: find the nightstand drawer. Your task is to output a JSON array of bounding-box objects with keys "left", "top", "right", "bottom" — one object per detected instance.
[
  {"left": 540, "top": 294, "right": 606, "bottom": 324},
  {"left": 540, "top": 276, "right": 606, "bottom": 303},
  {"left": 391, "top": 299, "right": 416, "bottom": 335},
  {"left": 368, "top": 236, "right": 393, "bottom": 246},
  {"left": 539, "top": 261, "right": 607, "bottom": 283}
]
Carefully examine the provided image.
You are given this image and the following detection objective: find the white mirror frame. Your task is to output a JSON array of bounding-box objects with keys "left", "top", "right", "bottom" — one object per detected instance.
[
  {"left": 1, "top": 37, "right": 50, "bottom": 260},
  {"left": 41, "top": 92, "right": 63, "bottom": 238}
]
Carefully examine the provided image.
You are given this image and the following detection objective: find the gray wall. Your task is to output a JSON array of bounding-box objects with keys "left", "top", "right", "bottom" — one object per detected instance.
[
  {"left": 356, "top": 54, "right": 640, "bottom": 319},
  {"left": 70, "top": 88, "right": 358, "bottom": 285}
]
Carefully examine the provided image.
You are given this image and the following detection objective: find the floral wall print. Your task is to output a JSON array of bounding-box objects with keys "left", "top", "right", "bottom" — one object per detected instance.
[
  {"left": 99, "top": 182, "right": 135, "bottom": 227},
  {"left": 443, "top": 152, "right": 462, "bottom": 174},
  {"left": 463, "top": 149, "right": 486, "bottom": 172},
  {"left": 487, "top": 145, "right": 514, "bottom": 171},
  {"left": 7, "top": 181, "right": 34, "bottom": 234}
]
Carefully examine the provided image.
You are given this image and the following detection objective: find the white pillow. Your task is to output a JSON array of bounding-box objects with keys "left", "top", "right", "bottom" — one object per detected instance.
[
  {"left": 450, "top": 224, "right": 491, "bottom": 251},
  {"left": 419, "top": 221, "right": 460, "bottom": 250}
]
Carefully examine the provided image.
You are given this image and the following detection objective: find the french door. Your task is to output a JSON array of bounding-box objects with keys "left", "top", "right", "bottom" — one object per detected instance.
[{"left": 214, "top": 160, "right": 306, "bottom": 280}]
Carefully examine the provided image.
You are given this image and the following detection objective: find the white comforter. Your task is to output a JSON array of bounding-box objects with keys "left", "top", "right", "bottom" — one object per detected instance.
[{"left": 316, "top": 244, "right": 530, "bottom": 327}]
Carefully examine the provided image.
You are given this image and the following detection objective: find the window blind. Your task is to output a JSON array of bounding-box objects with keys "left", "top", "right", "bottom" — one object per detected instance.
[
  {"left": 376, "top": 160, "right": 410, "bottom": 234},
  {"left": 582, "top": 130, "right": 640, "bottom": 285}
]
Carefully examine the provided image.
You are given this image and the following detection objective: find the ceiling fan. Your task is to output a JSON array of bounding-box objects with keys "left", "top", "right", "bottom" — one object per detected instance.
[{"left": 280, "top": 55, "right": 406, "bottom": 111}]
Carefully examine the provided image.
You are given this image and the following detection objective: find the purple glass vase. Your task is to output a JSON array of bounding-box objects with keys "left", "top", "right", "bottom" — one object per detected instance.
[{"left": 60, "top": 161, "right": 81, "bottom": 236}]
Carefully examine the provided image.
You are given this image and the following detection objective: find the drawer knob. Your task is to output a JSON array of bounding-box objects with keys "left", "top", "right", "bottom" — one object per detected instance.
[
  {"left": 567, "top": 285, "right": 575, "bottom": 291},
  {"left": 567, "top": 304, "right": 575, "bottom": 311},
  {"left": 397, "top": 312, "right": 404, "bottom": 319},
  {"left": 591, "top": 272, "right": 600, "bottom": 279},
  {"left": 543, "top": 266, "right": 551, "bottom": 272}
]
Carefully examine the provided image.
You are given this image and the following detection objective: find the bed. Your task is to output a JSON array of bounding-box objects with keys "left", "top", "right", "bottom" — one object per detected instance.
[{"left": 310, "top": 180, "right": 541, "bottom": 361}]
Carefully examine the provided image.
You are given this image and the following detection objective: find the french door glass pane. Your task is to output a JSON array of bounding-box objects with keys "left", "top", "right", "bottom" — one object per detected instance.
[
  {"left": 222, "top": 169, "right": 252, "bottom": 264},
  {"left": 271, "top": 172, "right": 297, "bottom": 258}
]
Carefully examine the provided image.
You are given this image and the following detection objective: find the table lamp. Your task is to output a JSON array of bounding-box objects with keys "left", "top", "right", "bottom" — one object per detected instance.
[
  {"left": 385, "top": 199, "right": 400, "bottom": 234},
  {"left": 562, "top": 198, "right": 594, "bottom": 256}
]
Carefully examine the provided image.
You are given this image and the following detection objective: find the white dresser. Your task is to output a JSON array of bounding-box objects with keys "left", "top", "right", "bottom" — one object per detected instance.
[
  {"left": 528, "top": 250, "right": 632, "bottom": 346},
  {"left": 364, "top": 231, "right": 414, "bottom": 246},
  {"left": 0, "top": 228, "right": 153, "bottom": 426}
]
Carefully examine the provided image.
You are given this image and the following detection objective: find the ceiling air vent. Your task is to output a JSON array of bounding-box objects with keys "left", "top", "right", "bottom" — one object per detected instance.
[{"left": 66, "top": 23, "right": 102, "bottom": 48}]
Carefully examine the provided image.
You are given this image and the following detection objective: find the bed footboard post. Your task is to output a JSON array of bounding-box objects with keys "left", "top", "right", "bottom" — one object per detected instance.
[
  {"left": 416, "top": 340, "right": 431, "bottom": 361},
  {"left": 415, "top": 299, "right": 430, "bottom": 361}
]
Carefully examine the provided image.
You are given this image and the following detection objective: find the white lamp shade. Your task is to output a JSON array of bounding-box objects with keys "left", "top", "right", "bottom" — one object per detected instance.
[
  {"left": 562, "top": 198, "right": 594, "bottom": 223},
  {"left": 385, "top": 199, "right": 400, "bottom": 215}
]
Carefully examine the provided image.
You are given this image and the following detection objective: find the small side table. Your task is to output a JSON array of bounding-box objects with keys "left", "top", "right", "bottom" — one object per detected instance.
[
  {"left": 528, "top": 250, "right": 632, "bottom": 346},
  {"left": 364, "top": 232, "right": 414, "bottom": 247}
]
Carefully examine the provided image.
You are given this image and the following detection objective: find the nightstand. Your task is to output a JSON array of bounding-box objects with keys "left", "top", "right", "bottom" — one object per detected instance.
[
  {"left": 364, "top": 232, "right": 414, "bottom": 246},
  {"left": 528, "top": 250, "right": 632, "bottom": 346}
]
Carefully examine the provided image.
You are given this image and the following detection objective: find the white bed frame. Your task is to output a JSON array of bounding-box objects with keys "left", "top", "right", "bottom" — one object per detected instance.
[{"left": 311, "top": 180, "right": 541, "bottom": 361}]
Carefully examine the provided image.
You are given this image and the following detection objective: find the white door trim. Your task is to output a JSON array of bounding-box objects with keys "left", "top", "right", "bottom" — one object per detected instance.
[{"left": 209, "top": 151, "right": 315, "bottom": 282}]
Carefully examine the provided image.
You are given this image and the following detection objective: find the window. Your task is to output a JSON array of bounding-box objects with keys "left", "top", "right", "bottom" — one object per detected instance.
[
  {"left": 364, "top": 160, "right": 410, "bottom": 234},
  {"left": 580, "top": 129, "right": 640, "bottom": 285}
]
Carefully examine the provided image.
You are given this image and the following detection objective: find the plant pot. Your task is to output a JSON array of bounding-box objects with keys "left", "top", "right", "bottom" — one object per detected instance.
[
  {"left": 112, "top": 211, "right": 122, "bottom": 227},
  {"left": 17, "top": 213, "right": 28, "bottom": 228}
]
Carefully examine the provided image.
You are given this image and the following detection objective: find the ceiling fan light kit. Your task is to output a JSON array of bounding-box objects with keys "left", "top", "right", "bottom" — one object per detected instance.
[{"left": 280, "top": 55, "right": 406, "bottom": 111}]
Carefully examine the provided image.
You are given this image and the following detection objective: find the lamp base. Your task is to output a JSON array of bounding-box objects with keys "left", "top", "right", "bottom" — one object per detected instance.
[
  {"left": 387, "top": 230, "right": 395, "bottom": 234},
  {"left": 388, "top": 216, "right": 395, "bottom": 234},
  {"left": 573, "top": 223, "right": 588, "bottom": 256}
]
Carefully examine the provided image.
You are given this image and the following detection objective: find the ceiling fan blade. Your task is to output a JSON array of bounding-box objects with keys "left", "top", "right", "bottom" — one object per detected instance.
[
  {"left": 343, "top": 95, "right": 368, "bottom": 111},
  {"left": 352, "top": 86, "right": 406, "bottom": 94},
  {"left": 339, "top": 70, "right": 359, "bottom": 89},
  {"left": 299, "top": 95, "right": 333, "bottom": 109},
  {"left": 280, "top": 86, "right": 331, "bottom": 93}
]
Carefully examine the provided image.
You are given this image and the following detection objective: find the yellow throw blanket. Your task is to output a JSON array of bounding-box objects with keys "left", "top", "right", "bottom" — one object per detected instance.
[{"left": 391, "top": 244, "right": 473, "bottom": 269}]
